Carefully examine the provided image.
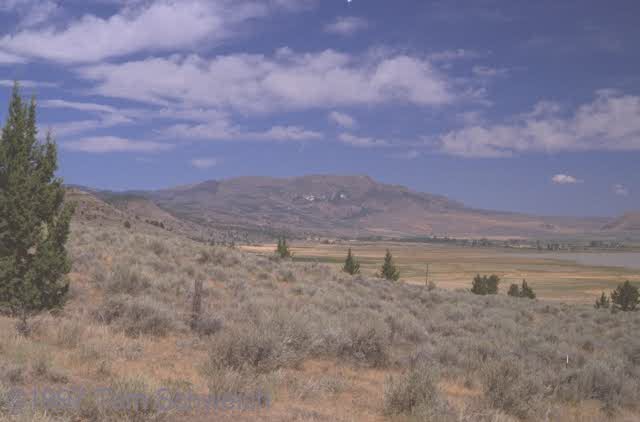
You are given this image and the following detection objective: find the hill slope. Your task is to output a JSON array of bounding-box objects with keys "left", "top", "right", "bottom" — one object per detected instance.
[{"left": 85, "top": 175, "right": 612, "bottom": 238}]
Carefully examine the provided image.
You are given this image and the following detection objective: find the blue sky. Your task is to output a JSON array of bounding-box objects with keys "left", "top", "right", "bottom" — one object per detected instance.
[{"left": 0, "top": 0, "right": 639, "bottom": 217}]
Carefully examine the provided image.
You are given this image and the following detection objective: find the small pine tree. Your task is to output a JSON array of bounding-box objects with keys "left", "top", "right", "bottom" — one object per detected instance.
[
  {"left": 276, "top": 236, "right": 292, "bottom": 258},
  {"left": 594, "top": 292, "right": 610, "bottom": 309},
  {"left": 471, "top": 274, "right": 500, "bottom": 295},
  {"left": 379, "top": 249, "right": 400, "bottom": 281},
  {"left": 343, "top": 248, "right": 360, "bottom": 275},
  {"left": 0, "top": 83, "right": 74, "bottom": 331},
  {"left": 520, "top": 280, "right": 536, "bottom": 299},
  {"left": 610, "top": 281, "right": 639, "bottom": 312},
  {"left": 508, "top": 283, "right": 520, "bottom": 297}
]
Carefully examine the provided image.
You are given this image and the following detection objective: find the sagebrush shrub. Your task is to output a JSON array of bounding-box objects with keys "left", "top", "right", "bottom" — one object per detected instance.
[{"left": 383, "top": 364, "right": 453, "bottom": 420}]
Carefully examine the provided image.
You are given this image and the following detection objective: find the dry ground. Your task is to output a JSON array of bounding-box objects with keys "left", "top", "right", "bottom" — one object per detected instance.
[
  {"left": 241, "top": 242, "right": 640, "bottom": 303},
  {"left": 1, "top": 221, "right": 640, "bottom": 421}
]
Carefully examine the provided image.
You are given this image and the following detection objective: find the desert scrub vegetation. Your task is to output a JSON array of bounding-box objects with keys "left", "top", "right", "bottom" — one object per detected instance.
[{"left": 0, "top": 219, "right": 639, "bottom": 420}]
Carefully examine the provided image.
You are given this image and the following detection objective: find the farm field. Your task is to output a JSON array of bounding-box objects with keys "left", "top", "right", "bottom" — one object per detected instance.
[{"left": 242, "top": 242, "right": 640, "bottom": 303}]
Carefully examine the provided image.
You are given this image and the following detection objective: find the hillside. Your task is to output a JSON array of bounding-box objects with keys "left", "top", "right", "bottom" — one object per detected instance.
[
  {"left": 1, "top": 206, "right": 638, "bottom": 421},
  {"left": 85, "top": 175, "right": 611, "bottom": 239},
  {"left": 603, "top": 212, "right": 640, "bottom": 232}
]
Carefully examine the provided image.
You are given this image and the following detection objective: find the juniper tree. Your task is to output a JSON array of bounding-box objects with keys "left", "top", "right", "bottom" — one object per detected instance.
[
  {"left": 520, "top": 280, "right": 536, "bottom": 299},
  {"left": 276, "top": 236, "right": 292, "bottom": 258},
  {"left": 594, "top": 291, "right": 610, "bottom": 309},
  {"left": 0, "top": 83, "right": 74, "bottom": 331},
  {"left": 343, "top": 248, "right": 360, "bottom": 275},
  {"left": 610, "top": 281, "right": 639, "bottom": 312},
  {"left": 508, "top": 283, "right": 520, "bottom": 297},
  {"left": 471, "top": 274, "right": 500, "bottom": 295},
  {"left": 379, "top": 249, "right": 400, "bottom": 281}
]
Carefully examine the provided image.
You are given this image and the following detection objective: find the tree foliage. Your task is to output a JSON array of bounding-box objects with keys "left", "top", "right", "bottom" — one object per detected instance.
[
  {"left": 471, "top": 274, "right": 500, "bottom": 295},
  {"left": 610, "top": 281, "right": 639, "bottom": 312},
  {"left": 508, "top": 280, "right": 535, "bottom": 299},
  {"left": 275, "top": 236, "right": 292, "bottom": 259},
  {"left": 379, "top": 249, "right": 400, "bottom": 281},
  {"left": 0, "top": 83, "right": 74, "bottom": 320},
  {"left": 343, "top": 248, "right": 360, "bottom": 275},
  {"left": 594, "top": 291, "right": 610, "bottom": 309}
]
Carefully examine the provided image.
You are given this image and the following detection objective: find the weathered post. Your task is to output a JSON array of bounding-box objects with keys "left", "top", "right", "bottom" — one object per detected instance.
[{"left": 191, "top": 280, "right": 203, "bottom": 331}]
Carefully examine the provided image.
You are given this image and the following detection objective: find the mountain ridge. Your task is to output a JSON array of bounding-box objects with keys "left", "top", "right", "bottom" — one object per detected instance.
[{"left": 67, "top": 174, "right": 634, "bottom": 239}]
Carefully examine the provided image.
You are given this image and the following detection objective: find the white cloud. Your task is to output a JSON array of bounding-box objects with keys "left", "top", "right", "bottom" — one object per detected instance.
[
  {"left": 324, "top": 16, "right": 369, "bottom": 36},
  {"left": 0, "top": 0, "right": 59, "bottom": 28},
  {"left": 439, "top": 91, "right": 640, "bottom": 157},
  {"left": 191, "top": 157, "right": 218, "bottom": 169},
  {"left": 390, "top": 149, "right": 420, "bottom": 160},
  {"left": 612, "top": 184, "right": 629, "bottom": 197},
  {"left": 328, "top": 111, "right": 357, "bottom": 129},
  {"left": 338, "top": 133, "right": 389, "bottom": 148},
  {"left": 41, "top": 99, "right": 134, "bottom": 137},
  {"left": 551, "top": 174, "right": 581, "bottom": 185},
  {"left": 0, "top": 51, "right": 26, "bottom": 63},
  {"left": 164, "top": 119, "right": 322, "bottom": 142},
  {"left": 78, "top": 49, "right": 454, "bottom": 113},
  {"left": 427, "top": 49, "right": 483, "bottom": 63},
  {"left": 472, "top": 65, "right": 509, "bottom": 78},
  {"left": 0, "top": 79, "right": 56, "bottom": 87},
  {"left": 63, "top": 136, "right": 174, "bottom": 153},
  {"left": 0, "top": 0, "right": 307, "bottom": 63},
  {"left": 41, "top": 99, "right": 116, "bottom": 113}
]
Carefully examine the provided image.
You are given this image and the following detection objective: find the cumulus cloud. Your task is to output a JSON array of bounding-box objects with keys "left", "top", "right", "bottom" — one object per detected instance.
[
  {"left": 324, "top": 16, "right": 369, "bottom": 36},
  {"left": 0, "top": 79, "right": 56, "bottom": 88},
  {"left": 472, "top": 65, "right": 509, "bottom": 78},
  {"left": 390, "top": 149, "right": 420, "bottom": 160},
  {"left": 551, "top": 174, "right": 581, "bottom": 185},
  {"left": 439, "top": 91, "right": 640, "bottom": 157},
  {"left": 41, "top": 99, "right": 133, "bottom": 137},
  {"left": 427, "top": 49, "right": 484, "bottom": 63},
  {"left": 612, "top": 184, "right": 629, "bottom": 196},
  {"left": 328, "top": 111, "right": 357, "bottom": 129},
  {"left": 63, "top": 136, "right": 174, "bottom": 153},
  {"left": 0, "top": 51, "right": 26, "bottom": 64},
  {"left": 164, "top": 119, "right": 322, "bottom": 142},
  {"left": 0, "top": 0, "right": 309, "bottom": 63},
  {"left": 78, "top": 49, "right": 454, "bottom": 113},
  {"left": 338, "top": 133, "right": 389, "bottom": 148},
  {"left": 191, "top": 157, "right": 218, "bottom": 169}
]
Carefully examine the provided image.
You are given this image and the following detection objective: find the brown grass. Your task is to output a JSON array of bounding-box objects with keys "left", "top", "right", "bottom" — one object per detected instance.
[{"left": 1, "top": 219, "right": 639, "bottom": 421}]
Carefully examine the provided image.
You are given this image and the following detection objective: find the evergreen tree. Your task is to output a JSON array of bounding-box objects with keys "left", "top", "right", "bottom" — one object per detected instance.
[
  {"left": 594, "top": 291, "right": 610, "bottom": 309},
  {"left": 379, "top": 249, "right": 400, "bottom": 281},
  {"left": 610, "top": 281, "right": 639, "bottom": 312},
  {"left": 507, "top": 283, "right": 520, "bottom": 297},
  {"left": 471, "top": 274, "right": 500, "bottom": 295},
  {"left": 275, "top": 236, "right": 292, "bottom": 258},
  {"left": 342, "top": 248, "right": 360, "bottom": 275},
  {"left": 0, "top": 83, "right": 74, "bottom": 329},
  {"left": 520, "top": 280, "right": 536, "bottom": 299}
]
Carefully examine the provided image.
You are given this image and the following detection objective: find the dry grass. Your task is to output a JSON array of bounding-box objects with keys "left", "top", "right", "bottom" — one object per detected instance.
[{"left": 0, "top": 219, "right": 639, "bottom": 421}]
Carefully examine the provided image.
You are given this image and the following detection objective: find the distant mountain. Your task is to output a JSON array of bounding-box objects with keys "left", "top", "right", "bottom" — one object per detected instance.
[
  {"left": 78, "top": 174, "right": 615, "bottom": 239},
  {"left": 602, "top": 212, "right": 640, "bottom": 232}
]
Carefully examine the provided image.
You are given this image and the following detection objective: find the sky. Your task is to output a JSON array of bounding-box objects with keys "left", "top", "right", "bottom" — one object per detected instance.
[{"left": 0, "top": 0, "right": 639, "bottom": 217}]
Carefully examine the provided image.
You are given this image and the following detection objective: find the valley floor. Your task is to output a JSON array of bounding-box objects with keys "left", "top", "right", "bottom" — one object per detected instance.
[{"left": 241, "top": 241, "right": 640, "bottom": 304}]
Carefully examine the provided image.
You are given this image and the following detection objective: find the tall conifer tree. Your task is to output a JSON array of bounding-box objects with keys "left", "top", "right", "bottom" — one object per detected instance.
[{"left": 0, "top": 83, "right": 74, "bottom": 328}]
